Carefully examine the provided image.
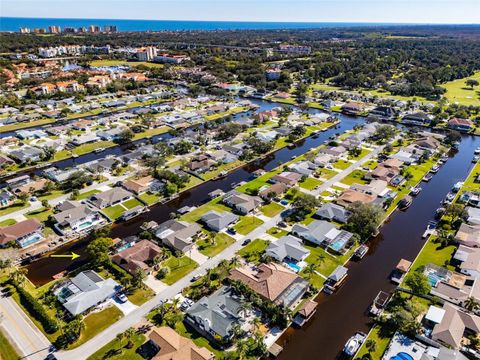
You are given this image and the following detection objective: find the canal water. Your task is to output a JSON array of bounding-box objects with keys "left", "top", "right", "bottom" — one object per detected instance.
[
  {"left": 277, "top": 134, "right": 480, "bottom": 359},
  {"left": 25, "top": 101, "right": 362, "bottom": 285}
]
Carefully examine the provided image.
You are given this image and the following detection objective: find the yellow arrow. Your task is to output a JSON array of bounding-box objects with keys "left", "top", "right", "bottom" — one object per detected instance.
[{"left": 50, "top": 252, "right": 80, "bottom": 260}]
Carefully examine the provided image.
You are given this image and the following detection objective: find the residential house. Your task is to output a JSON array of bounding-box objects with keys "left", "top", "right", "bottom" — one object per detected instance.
[
  {"left": 52, "top": 201, "right": 103, "bottom": 236},
  {"left": 318, "top": 145, "right": 347, "bottom": 159},
  {"left": 12, "top": 178, "right": 48, "bottom": 195},
  {"left": 315, "top": 203, "right": 351, "bottom": 223},
  {"left": 84, "top": 158, "right": 118, "bottom": 174},
  {"left": 453, "top": 245, "right": 480, "bottom": 278},
  {"left": 459, "top": 192, "right": 480, "bottom": 208},
  {"left": 229, "top": 263, "right": 309, "bottom": 309},
  {"left": 288, "top": 161, "right": 317, "bottom": 177},
  {"left": 201, "top": 211, "right": 239, "bottom": 232},
  {"left": 335, "top": 188, "right": 377, "bottom": 208},
  {"left": 258, "top": 183, "right": 288, "bottom": 200},
  {"left": 9, "top": 146, "right": 44, "bottom": 163},
  {"left": 367, "top": 159, "right": 403, "bottom": 183},
  {"left": 292, "top": 220, "right": 354, "bottom": 253},
  {"left": 209, "top": 150, "right": 237, "bottom": 164},
  {"left": 454, "top": 223, "right": 480, "bottom": 248},
  {"left": 146, "top": 326, "right": 214, "bottom": 360},
  {"left": 189, "top": 155, "right": 216, "bottom": 173},
  {"left": 0, "top": 218, "right": 43, "bottom": 248},
  {"left": 368, "top": 106, "right": 396, "bottom": 121},
  {"left": 270, "top": 171, "right": 302, "bottom": 187},
  {"left": 448, "top": 118, "right": 474, "bottom": 132},
  {"left": 265, "top": 235, "right": 310, "bottom": 263},
  {"left": 43, "top": 167, "right": 82, "bottom": 183},
  {"left": 222, "top": 190, "right": 262, "bottom": 215},
  {"left": 54, "top": 270, "right": 120, "bottom": 316},
  {"left": 185, "top": 286, "right": 247, "bottom": 344},
  {"left": 314, "top": 153, "right": 335, "bottom": 167},
  {"left": 112, "top": 240, "right": 163, "bottom": 275},
  {"left": 123, "top": 176, "right": 163, "bottom": 195},
  {"left": 155, "top": 220, "right": 201, "bottom": 253},
  {"left": 466, "top": 207, "right": 480, "bottom": 225},
  {"left": 0, "top": 190, "right": 15, "bottom": 207},
  {"left": 414, "top": 136, "right": 441, "bottom": 152},
  {"left": 222, "top": 143, "right": 247, "bottom": 157},
  {"left": 342, "top": 102, "right": 367, "bottom": 115},
  {"left": 88, "top": 187, "right": 134, "bottom": 209},
  {"left": 402, "top": 112, "right": 432, "bottom": 126}
]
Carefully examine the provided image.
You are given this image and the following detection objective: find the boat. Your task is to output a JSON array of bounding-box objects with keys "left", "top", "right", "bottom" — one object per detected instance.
[
  {"left": 440, "top": 155, "right": 449, "bottom": 162},
  {"left": 422, "top": 220, "right": 438, "bottom": 238},
  {"left": 475, "top": 147, "right": 480, "bottom": 154},
  {"left": 72, "top": 154, "right": 79, "bottom": 159},
  {"left": 410, "top": 187, "right": 422, "bottom": 196},
  {"left": 445, "top": 192, "right": 456, "bottom": 202},
  {"left": 473, "top": 156, "right": 479, "bottom": 163},
  {"left": 399, "top": 195, "right": 413, "bottom": 210},
  {"left": 452, "top": 182, "right": 464, "bottom": 193},
  {"left": 343, "top": 332, "right": 367, "bottom": 356},
  {"left": 369, "top": 291, "right": 391, "bottom": 316},
  {"left": 324, "top": 266, "right": 348, "bottom": 294},
  {"left": 430, "top": 165, "right": 440, "bottom": 173},
  {"left": 353, "top": 244, "right": 369, "bottom": 260},
  {"left": 423, "top": 173, "right": 433, "bottom": 182},
  {"left": 94, "top": 148, "right": 104, "bottom": 153}
]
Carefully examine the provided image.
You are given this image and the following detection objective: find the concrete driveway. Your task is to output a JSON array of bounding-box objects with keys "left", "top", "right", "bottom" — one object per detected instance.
[{"left": 110, "top": 298, "right": 138, "bottom": 315}]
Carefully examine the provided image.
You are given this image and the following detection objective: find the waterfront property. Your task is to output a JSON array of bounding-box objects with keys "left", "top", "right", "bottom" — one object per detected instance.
[
  {"left": 154, "top": 219, "right": 202, "bottom": 253},
  {"left": 112, "top": 239, "right": 163, "bottom": 275},
  {"left": 0, "top": 218, "right": 43, "bottom": 248}
]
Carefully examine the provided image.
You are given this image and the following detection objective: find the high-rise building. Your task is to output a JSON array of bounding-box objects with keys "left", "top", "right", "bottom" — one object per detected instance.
[
  {"left": 19, "top": 27, "right": 30, "bottom": 33},
  {"left": 48, "top": 25, "right": 61, "bottom": 34},
  {"left": 33, "top": 28, "right": 46, "bottom": 34},
  {"left": 78, "top": 27, "right": 88, "bottom": 33},
  {"left": 104, "top": 25, "right": 118, "bottom": 33},
  {"left": 89, "top": 25, "right": 101, "bottom": 33},
  {"left": 63, "top": 27, "right": 77, "bottom": 33},
  {"left": 136, "top": 46, "right": 157, "bottom": 62}
]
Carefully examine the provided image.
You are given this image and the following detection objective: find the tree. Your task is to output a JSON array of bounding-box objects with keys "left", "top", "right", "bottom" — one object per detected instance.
[
  {"left": 41, "top": 199, "right": 51, "bottom": 209},
  {"left": 405, "top": 272, "right": 431, "bottom": 296},
  {"left": 115, "top": 129, "right": 134, "bottom": 144},
  {"left": 86, "top": 237, "right": 113, "bottom": 269},
  {"left": 444, "top": 130, "right": 461, "bottom": 146},
  {"left": 11, "top": 267, "right": 28, "bottom": 287},
  {"left": 145, "top": 155, "right": 165, "bottom": 177},
  {"left": 17, "top": 192, "right": 29, "bottom": 204},
  {"left": 131, "top": 268, "right": 146, "bottom": 289},
  {"left": 303, "top": 263, "right": 317, "bottom": 279},
  {"left": 465, "top": 79, "right": 479, "bottom": 89},
  {"left": 365, "top": 339, "right": 377, "bottom": 354},
  {"left": 464, "top": 297, "right": 480, "bottom": 312},
  {"left": 291, "top": 193, "right": 320, "bottom": 219},
  {"left": 373, "top": 125, "right": 396, "bottom": 143},
  {"left": 345, "top": 202, "right": 384, "bottom": 241},
  {"left": 124, "top": 327, "right": 136, "bottom": 349}
]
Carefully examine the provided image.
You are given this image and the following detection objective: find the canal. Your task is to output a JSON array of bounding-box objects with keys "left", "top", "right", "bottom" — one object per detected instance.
[
  {"left": 25, "top": 102, "right": 362, "bottom": 285},
  {"left": 277, "top": 134, "right": 480, "bottom": 359}
]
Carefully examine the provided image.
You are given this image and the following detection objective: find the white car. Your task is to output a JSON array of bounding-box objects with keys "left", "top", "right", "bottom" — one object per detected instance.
[{"left": 117, "top": 293, "right": 128, "bottom": 303}]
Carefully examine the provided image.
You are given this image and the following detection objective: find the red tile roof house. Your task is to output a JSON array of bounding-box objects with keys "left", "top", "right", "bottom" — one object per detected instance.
[
  {"left": 259, "top": 183, "right": 288, "bottom": 200},
  {"left": 341, "top": 102, "right": 367, "bottom": 115},
  {"left": 448, "top": 118, "right": 474, "bottom": 132},
  {"left": 0, "top": 218, "right": 43, "bottom": 248},
  {"left": 269, "top": 171, "right": 302, "bottom": 187},
  {"left": 112, "top": 239, "right": 163, "bottom": 275}
]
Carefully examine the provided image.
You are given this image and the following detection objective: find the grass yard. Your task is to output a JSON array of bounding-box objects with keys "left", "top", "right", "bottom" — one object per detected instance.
[
  {"left": 0, "top": 329, "right": 19, "bottom": 360},
  {"left": 76, "top": 189, "right": 101, "bottom": 200},
  {"left": 25, "top": 207, "right": 53, "bottom": 222},
  {"left": 302, "top": 243, "right": 355, "bottom": 280},
  {"left": 87, "top": 332, "right": 146, "bottom": 360},
  {"left": 0, "top": 202, "right": 29, "bottom": 217},
  {"left": 234, "top": 216, "right": 264, "bottom": 235},
  {"left": 349, "top": 148, "right": 371, "bottom": 160},
  {"left": 0, "top": 218, "right": 16, "bottom": 226},
  {"left": 266, "top": 227, "right": 288, "bottom": 238},
  {"left": 70, "top": 306, "right": 123, "bottom": 349},
  {"left": 333, "top": 159, "right": 352, "bottom": 170},
  {"left": 441, "top": 71, "right": 480, "bottom": 106},
  {"left": 340, "top": 169, "right": 368, "bottom": 185},
  {"left": 180, "top": 198, "right": 231, "bottom": 223},
  {"left": 355, "top": 326, "right": 391, "bottom": 359},
  {"left": 103, "top": 205, "right": 125, "bottom": 220},
  {"left": 299, "top": 177, "right": 323, "bottom": 191},
  {"left": 162, "top": 256, "right": 198, "bottom": 285},
  {"left": 411, "top": 236, "right": 456, "bottom": 271},
  {"left": 364, "top": 160, "right": 379, "bottom": 170},
  {"left": 138, "top": 192, "right": 162, "bottom": 205},
  {"left": 123, "top": 198, "right": 143, "bottom": 210},
  {"left": 197, "top": 233, "right": 235, "bottom": 257},
  {"left": 237, "top": 239, "right": 269, "bottom": 263},
  {"left": 260, "top": 202, "right": 285, "bottom": 217},
  {"left": 317, "top": 168, "right": 338, "bottom": 180},
  {"left": 0, "top": 118, "right": 54, "bottom": 133},
  {"left": 127, "top": 287, "right": 155, "bottom": 306},
  {"left": 38, "top": 190, "right": 65, "bottom": 201}
]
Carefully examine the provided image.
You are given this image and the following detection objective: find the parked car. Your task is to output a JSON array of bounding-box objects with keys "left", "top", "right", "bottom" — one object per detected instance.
[
  {"left": 227, "top": 227, "right": 237, "bottom": 235},
  {"left": 117, "top": 293, "right": 128, "bottom": 303},
  {"left": 242, "top": 238, "right": 251, "bottom": 246}
]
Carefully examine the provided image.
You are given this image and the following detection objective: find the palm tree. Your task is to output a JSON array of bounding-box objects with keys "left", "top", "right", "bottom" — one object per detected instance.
[
  {"left": 303, "top": 264, "right": 316, "bottom": 279},
  {"left": 239, "top": 301, "right": 252, "bottom": 318},
  {"left": 250, "top": 316, "right": 262, "bottom": 333},
  {"left": 366, "top": 339, "right": 377, "bottom": 354},
  {"left": 115, "top": 332, "right": 124, "bottom": 347},
  {"left": 12, "top": 268, "right": 28, "bottom": 287},
  {"left": 230, "top": 255, "right": 240, "bottom": 267},
  {"left": 153, "top": 255, "right": 162, "bottom": 270},
  {"left": 236, "top": 339, "right": 249, "bottom": 360},
  {"left": 124, "top": 327, "right": 136, "bottom": 349},
  {"left": 464, "top": 297, "right": 480, "bottom": 312}
]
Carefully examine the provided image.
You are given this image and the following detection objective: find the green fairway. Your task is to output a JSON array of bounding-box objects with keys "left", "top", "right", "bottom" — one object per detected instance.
[{"left": 441, "top": 71, "right": 480, "bottom": 106}]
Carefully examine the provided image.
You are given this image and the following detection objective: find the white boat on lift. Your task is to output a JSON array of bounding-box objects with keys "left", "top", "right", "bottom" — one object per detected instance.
[{"left": 343, "top": 332, "right": 367, "bottom": 356}]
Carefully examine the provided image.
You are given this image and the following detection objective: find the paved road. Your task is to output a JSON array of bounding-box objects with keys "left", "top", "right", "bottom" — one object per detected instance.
[
  {"left": 55, "top": 142, "right": 389, "bottom": 360},
  {"left": 0, "top": 294, "right": 51, "bottom": 360}
]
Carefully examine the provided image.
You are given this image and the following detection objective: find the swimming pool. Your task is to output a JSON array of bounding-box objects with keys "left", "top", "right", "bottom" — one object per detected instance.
[
  {"left": 18, "top": 233, "right": 44, "bottom": 248},
  {"left": 427, "top": 273, "right": 442, "bottom": 287},
  {"left": 287, "top": 262, "right": 302, "bottom": 273},
  {"left": 390, "top": 352, "right": 414, "bottom": 360},
  {"left": 77, "top": 221, "right": 94, "bottom": 230},
  {"left": 329, "top": 238, "right": 347, "bottom": 252}
]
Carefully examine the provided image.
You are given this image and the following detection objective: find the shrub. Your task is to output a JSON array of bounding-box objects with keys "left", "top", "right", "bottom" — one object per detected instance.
[{"left": 15, "top": 285, "right": 58, "bottom": 333}]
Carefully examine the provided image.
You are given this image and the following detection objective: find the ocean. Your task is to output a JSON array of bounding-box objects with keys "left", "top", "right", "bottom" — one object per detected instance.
[{"left": 0, "top": 17, "right": 394, "bottom": 32}]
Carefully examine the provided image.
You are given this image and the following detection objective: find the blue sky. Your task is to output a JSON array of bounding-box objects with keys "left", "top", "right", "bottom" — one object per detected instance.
[{"left": 1, "top": 0, "right": 479, "bottom": 23}]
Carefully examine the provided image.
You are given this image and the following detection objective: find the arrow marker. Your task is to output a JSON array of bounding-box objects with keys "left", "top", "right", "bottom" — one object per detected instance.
[{"left": 50, "top": 252, "right": 80, "bottom": 260}]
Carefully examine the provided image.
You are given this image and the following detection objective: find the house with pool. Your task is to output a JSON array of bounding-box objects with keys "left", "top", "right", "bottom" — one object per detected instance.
[
  {"left": 52, "top": 200, "right": 105, "bottom": 236},
  {"left": 265, "top": 235, "right": 310, "bottom": 272},
  {"left": 292, "top": 220, "right": 354, "bottom": 254},
  {"left": 0, "top": 218, "right": 44, "bottom": 248}
]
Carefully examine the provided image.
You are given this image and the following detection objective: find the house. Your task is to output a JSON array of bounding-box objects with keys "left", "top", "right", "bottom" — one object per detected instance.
[
  {"left": 0, "top": 154, "right": 14, "bottom": 168},
  {"left": 402, "top": 112, "right": 432, "bottom": 126},
  {"left": 270, "top": 171, "right": 302, "bottom": 187},
  {"left": 258, "top": 183, "right": 288, "bottom": 200},
  {"left": 342, "top": 102, "right": 366, "bottom": 115},
  {"left": 229, "top": 263, "right": 309, "bottom": 309},
  {"left": 256, "top": 130, "right": 278, "bottom": 142},
  {"left": 454, "top": 223, "right": 480, "bottom": 248},
  {"left": 84, "top": 158, "right": 118, "bottom": 174},
  {"left": 201, "top": 211, "right": 239, "bottom": 232},
  {"left": 189, "top": 155, "right": 216, "bottom": 173},
  {"left": 459, "top": 192, "right": 480, "bottom": 208},
  {"left": 448, "top": 118, "right": 473, "bottom": 132},
  {"left": 54, "top": 270, "right": 120, "bottom": 316},
  {"left": 209, "top": 150, "right": 237, "bottom": 164},
  {"left": 292, "top": 220, "right": 354, "bottom": 253},
  {"left": 155, "top": 220, "right": 201, "bottom": 253},
  {"left": 368, "top": 159, "right": 403, "bottom": 183},
  {"left": 318, "top": 145, "right": 347, "bottom": 159},
  {"left": 368, "top": 106, "right": 396, "bottom": 121},
  {"left": 52, "top": 201, "right": 103, "bottom": 236},
  {"left": 123, "top": 176, "right": 163, "bottom": 195},
  {"left": 88, "top": 187, "right": 134, "bottom": 209},
  {"left": 112, "top": 240, "right": 163, "bottom": 274},
  {"left": 0, "top": 190, "right": 15, "bottom": 208},
  {"left": 146, "top": 326, "right": 214, "bottom": 360},
  {"left": 453, "top": 245, "right": 480, "bottom": 278},
  {"left": 223, "top": 143, "right": 247, "bottom": 157},
  {"left": 432, "top": 303, "right": 480, "bottom": 349},
  {"left": 265, "top": 235, "right": 310, "bottom": 263},
  {"left": 97, "top": 127, "right": 125, "bottom": 141},
  {"left": 5, "top": 175, "right": 31, "bottom": 190},
  {"left": 314, "top": 153, "right": 335, "bottom": 167},
  {"left": 414, "top": 136, "right": 441, "bottom": 152},
  {"left": 0, "top": 218, "right": 43, "bottom": 248},
  {"left": 185, "top": 286, "right": 246, "bottom": 344},
  {"left": 335, "top": 189, "right": 377, "bottom": 208},
  {"left": 12, "top": 178, "right": 48, "bottom": 195},
  {"left": 431, "top": 274, "right": 480, "bottom": 307},
  {"left": 9, "top": 146, "right": 44, "bottom": 163},
  {"left": 466, "top": 207, "right": 480, "bottom": 225},
  {"left": 315, "top": 203, "right": 351, "bottom": 223},
  {"left": 288, "top": 161, "right": 317, "bottom": 177},
  {"left": 71, "top": 133, "right": 100, "bottom": 146},
  {"left": 222, "top": 190, "right": 262, "bottom": 215},
  {"left": 43, "top": 167, "right": 82, "bottom": 183},
  {"left": 351, "top": 179, "right": 391, "bottom": 198}
]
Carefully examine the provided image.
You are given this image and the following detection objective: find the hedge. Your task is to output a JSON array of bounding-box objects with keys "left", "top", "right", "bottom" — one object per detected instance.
[{"left": 15, "top": 285, "right": 59, "bottom": 334}]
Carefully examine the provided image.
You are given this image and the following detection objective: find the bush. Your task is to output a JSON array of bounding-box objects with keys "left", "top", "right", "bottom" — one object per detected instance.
[
  {"left": 15, "top": 285, "right": 58, "bottom": 333},
  {"left": 156, "top": 267, "right": 169, "bottom": 279}
]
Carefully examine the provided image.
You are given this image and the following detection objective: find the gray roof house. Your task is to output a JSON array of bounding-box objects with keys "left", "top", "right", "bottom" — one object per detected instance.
[
  {"left": 88, "top": 187, "right": 134, "bottom": 209},
  {"left": 52, "top": 202, "right": 103, "bottom": 236},
  {"left": 9, "top": 146, "right": 44, "bottom": 163},
  {"left": 288, "top": 161, "right": 317, "bottom": 177},
  {"left": 201, "top": 211, "right": 239, "bottom": 232},
  {"left": 155, "top": 219, "right": 202, "bottom": 252},
  {"left": 184, "top": 286, "right": 246, "bottom": 344},
  {"left": 265, "top": 235, "right": 310, "bottom": 263},
  {"left": 54, "top": 270, "right": 120, "bottom": 316},
  {"left": 315, "top": 203, "right": 352, "bottom": 223},
  {"left": 292, "top": 220, "right": 354, "bottom": 253},
  {"left": 222, "top": 190, "right": 262, "bottom": 215}
]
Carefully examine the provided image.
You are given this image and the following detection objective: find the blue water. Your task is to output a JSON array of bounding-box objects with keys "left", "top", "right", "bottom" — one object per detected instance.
[
  {"left": 330, "top": 238, "right": 347, "bottom": 252},
  {"left": 390, "top": 352, "right": 414, "bottom": 360},
  {"left": 0, "top": 17, "right": 398, "bottom": 32},
  {"left": 287, "top": 262, "right": 302, "bottom": 273}
]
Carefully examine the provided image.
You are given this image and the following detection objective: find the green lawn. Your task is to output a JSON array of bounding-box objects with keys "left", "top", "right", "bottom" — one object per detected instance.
[
  {"left": 234, "top": 216, "right": 264, "bottom": 235},
  {"left": 138, "top": 192, "right": 162, "bottom": 205},
  {"left": 87, "top": 332, "right": 146, "bottom": 360},
  {"left": 123, "top": 198, "right": 143, "bottom": 209},
  {"left": 340, "top": 169, "right": 368, "bottom": 185},
  {"left": 302, "top": 243, "right": 355, "bottom": 280},
  {"left": 237, "top": 239, "right": 269, "bottom": 263},
  {"left": 411, "top": 236, "right": 456, "bottom": 271},
  {"left": 441, "top": 71, "right": 480, "bottom": 106},
  {"left": 299, "top": 177, "right": 323, "bottom": 191},
  {"left": 25, "top": 207, "right": 53, "bottom": 222},
  {"left": 180, "top": 198, "right": 232, "bottom": 223},
  {"left": 0, "top": 202, "right": 29, "bottom": 217},
  {"left": 76, "top": 189, "right": 101, "bottom": 200},
  {"left": 38, "top": 190, "right": 65, "bottom": 201},
  {"left": 266, "top": 227, "right": 288, "bottom": 238},
  {"left": 197, "top": 233, "right": 235, "bottom": 257},
  {"left": 162, "top": 256, "right": 198, "bottom": 285},
  {"left": 364, "top": 160, "right": 379, "bottom": 170},
  {"left": 333, "top": 159, "right": 352, "bottom": 170},
  {"left": 0, "top": 329, "right": 19, "bottom": 360},
  {"left": 70, "top": 306, "right": 123, "bottom": 349},
  {"left": 0, "top": 118, "right": 55, "bottom": 133},
  {"left": 349, "top": 148, "right": 371, "bottom": 160},
  {"left": 128, "top": 287, "right": 155, "bottom": 306},
  {"left": 260, "top": 202, "right": 285, "bottom": 217},
  {"left": 0, "top": 218, "right": 16, "bottom": 226},
  {"left": 355, "top": 326, "right": 391, "bottom": 359},
  {"left": 103, "top": 205, "right": 125, "bottom": 220}
]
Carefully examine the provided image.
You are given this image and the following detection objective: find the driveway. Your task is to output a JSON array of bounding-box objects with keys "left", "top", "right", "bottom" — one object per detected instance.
[{"left": 110, "top": 298, "right": 138, "bottom": 315}]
